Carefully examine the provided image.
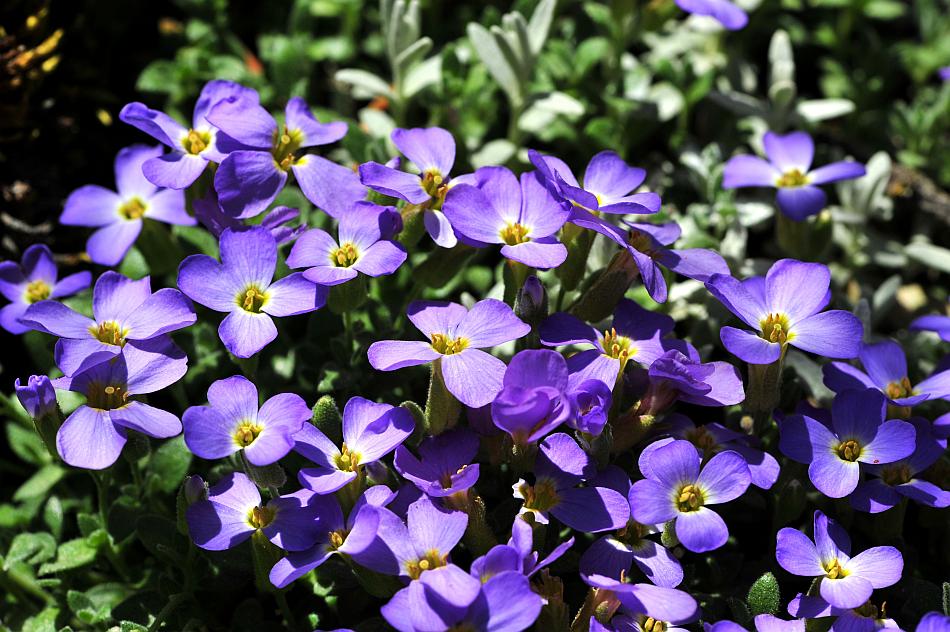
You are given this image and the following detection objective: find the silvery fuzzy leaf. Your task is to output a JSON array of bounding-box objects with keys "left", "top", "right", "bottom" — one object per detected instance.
[
  {"left": 796, "top": 98, "right": 855, "bottom": 122},
  {"left": 335, "top": 68, "right": 394, "bottom": 99},
  {"left": 467, "top": 22, "right": 522, "bottom": 105},
  {"left": 403, "top": 55, "right": 442, "bottom": 99}
]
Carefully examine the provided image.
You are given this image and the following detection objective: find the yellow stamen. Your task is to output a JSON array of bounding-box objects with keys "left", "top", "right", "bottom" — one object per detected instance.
[
  {"left": 233, "top": 421, "right": 264, "bottom": 448},
  {"left": 24, "top": 279, "right": 51, "bottom": 303},
  {"left": 182, "top": 129, "right": 211, "bottom": 155},
  {"left": 824, "top": 558, "right": 846, "bottom": 580},
  {"left": 118, "top": 197, "right": 147, "bottom": 220},
  {"left": 775, "top": 168, "right": 809, "bottom": 188},
  {"left": 836, "top": 439, "right": 861, "bottom": 462},
  {"left": 87, "top": 383, "right": 130, "bottom": 410},
  {"left": 90, "top": 320, "right": 126, "bottom": 346},
  {"left": 330, "top": 242, "right": 359, "bottom": 267},
  {"left": 601, "top": 327, "right": 634, "bottom": 361},
  {"left": 406, "top": 549, "right": 448, "bottom": 579},
  {"left": 239, "top": 286, "right": 267, "bottom": 313},
  {"left": 499, "top": 222, "right": 530, "bottom": 246},
  {"left": 884, "top": 377, "right": 914, "bottom": 400},
  {"left": 334, "top": 443, "right": 362, "bottom": 472},
  {"left": 421, "top": 169, "right": 444, "bottom": 197},
  {"left": 248, "top": 505, "right": 276, "bottom": 529},
  {"left": 430, "top": 333, "right": 468, "bottom": 355},
  {"left": 759, "top": 312, "right": 792, "bottom": 344},
  {"left": 676, "top": 484, "right": 703, "bottom": 512}
]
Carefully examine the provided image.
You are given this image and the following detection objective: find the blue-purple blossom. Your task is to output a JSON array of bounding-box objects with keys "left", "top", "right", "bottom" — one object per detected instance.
[
  {"left": 294, "top": 396, "right": 414, "bottom": 494},
  {"left": 779, "top": 389, "right": 916, "bottom": 498},
  {"left": 788, "top": 594, "right": 902, "bottom": 632},
  {"left": 723, "top": 131, "right": 866, "bottom": 221},
  {"left": 368, "top": 299, "right": 531, "bottom": 408},
  {"left": 704, "top": 616, "right": 806, "bottom": 632},
  {"left": 0, "top": 244, "right": 90, "bottom": 334},
  {"left": 676, "top": 0, "right": 748, "bottom": 30},
  {"left": 22, "top": 271, "right": 196, "bottom": 376},
  {"left": 183, "top": 375, "right": 310, "bottom": 466},
  {"left": 567, "top": 378, "right": 612, "bottom": 436},
  {"left": 629, "top": 438, "right": 751, "bottom": 553},
  {"left": 393, "top": 428, "right": 480, "bottom": 497},
  {"left": 359, "top": 126, "right": 459, "bottom": 247},
  {"left": 706, "top": 259, "right": 863, "bottom": 364},
  {"left": 776, "top": 510, "right": 903, "bottom": 609},
  {"left": 61, "top": 145, "right": 195, "bottom": 266},
  {"left": 119, "top": 80, "right": 257, "bottom": 188},
  {"left": 206, "top": 92, "right": 363, "bottom": 218},
  {"left": 286, "top": 210, "right": 406, "bottom": 286},
  {"left": 193, "top": 192, "right": 306, "bottom": 245},
  {"left": 14, "top": 374, "right": 58, "bottom": 420},
  {"left": 514, "top": 432, "right": 630, "bottom": 532},
  {"left": 381, "top": 565, "right": 544, "bottom": 632},
  {"left": 910, "top": 311, "right": 950, "bottom": 342},
  {"left": 636, "top": 349, "right": 745, "bottom": 415},
  {"left": 177, "top": 227, "right": 326, "bottom": 358},
  {"left": 443, "top": 166, "right": 571, "bottom": 269},
  {"left": 269, "top": 486, "right": 394, "bottom": 588},
  {"left": 51, "top": 336, "right": 187, "bottom": 469},
  {"left": 824, "top": 340, "right": 950, "bottom": 408},
  {"left": 917, "top": 612, "right": 950, "bottom": 632},
  {"left": 491, "top": 349, "right": 571, "bottom": 444},
  {"left": 849, "top": 417, "right": 949, "bottom": 513},
  {"left": 186, "top": 472, "right": 322, "bottom": 551},
  {"left": 540, "top": 299, "right": 684, "bottom": 387},
  {"left": 583, "top": 576, "right": 699, "bottom": 629}
]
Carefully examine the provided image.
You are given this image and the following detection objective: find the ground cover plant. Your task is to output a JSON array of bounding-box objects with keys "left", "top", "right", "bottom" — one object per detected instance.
[{"left": 1, "top": 0, "right": 949, "bottom": 631}]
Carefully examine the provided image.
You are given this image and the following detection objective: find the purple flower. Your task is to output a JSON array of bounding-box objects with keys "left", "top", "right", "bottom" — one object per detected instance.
[
  {"left": 528, "top": 149, "right": 661, "bottom": 216},
  {"left": 776, "top": 510, "right": 902, "bottom": 609},
  {"left": 722, "top": 132, "right": 866, "bottom": 221},
  {"left": 540, "top": 299, "right": 684, "bottom": 387},
  {"left": 359, "top": 126, "right": 458, "bottom": 247},
  {"left": 22, "top": 271, "right": 196, "bottom": 377},
  {"left": 850, "top": 417, "right": 949, "bottom": 513},
  {"left": 620, "top": 221, "right": 731, "bottom": 303},
  {"left": 918, "top": 613, "right": 950, "bottom": 632},
  {"left": 381, "top": 566, "right": 544, "bottom": 632},
  {"left": 177, "top": 227, "right": 326, "bottom": 358},
  {"left": 910, "top": 312, "right": 950, "bottom": 342},
  {"left": 630, "top": 438, "right": 751, "bottom": 552},
  {"left": 514, "top": 432, "right": 629, "bottom": 533},
  {"left": 779, "top": 389, "right": 916, "bottom": 498},
  {"left": 14, "top": 375, "right": 58, "bottom": 420},
  {"left": 269, "top": 486, "right": 394, "bottom": 588},
  {"left": 442, "top": 166, "right": 571, "bottom": 268},
  {"left": 207, "top": 93, "right": 362, "bottom": 218},
  {"left": 0, "top": 244, "right": 90, "bottom": 334},
  {"left": 363, "top": 495, "right": 468, "bottom": 578},
  {"left": 583, "top": 576, "right": 699, "bottom": 627},
  {"left": 50, "top": 336, "right": 187, "bottom": 469},
  {"left": 659, "top": 415, "right": 780, "bottom": 490},
  {"left": 193, "top": 192, "right": 306, "bottom": 246},
  {"left": 567, "top": 378, "right": 612, "bottom": 435},
  {"left": 119, "top": 80, "right": 257, "bottom": 188},
  {"left": 675, "top": 0, "right": 748, "bottom": 30},
  {"left": 393, "top": 428, "right": 480, "bottom": 497},
  {"left": 60, "top": 145, "right": 194, "bottom": 266},
  {"left": 183, "top": 375, "right": 310, "bottom": 466},
  {"left": 705, "top": 616, "right": 805, "bottom": 632},
  {"left": 706, "top": 259, "right": 863, "bottom": 364},
  {"left": 286, "top": 211, "right": 407, "bottom": 286},
  {"left": 939, "top": 67, "right": 950, "bottom": 81},
  {"left": 824, "top": 340, "right": 950, "bottom": 407},
  {"left": 294, "top": 396, "right": 413, "bottom": 494},
  {"left": 186, "top": 472, "right": 322, "bottom": 551},
  {"left": 788, "top": 594, "right": 901, "bottom": 632},
  {"left": 368, "top": 299, "right": 531, "bottom": 408},
  {"left": 491, "top": 349, "right": 572, "bottom": 444},
  {"left": 637, "top": 349, "right": 745, "bottom": 415},
  {"left": 580, "top": 467, "right": 684, "bottom": 588},
  {"left": 505, "top": 515, "right": 574, "bottom": 578}
]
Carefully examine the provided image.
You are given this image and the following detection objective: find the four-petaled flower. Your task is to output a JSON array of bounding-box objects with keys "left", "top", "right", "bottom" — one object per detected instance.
[{"left": 0, "top": 244, "right": 90, "bottom": 334}]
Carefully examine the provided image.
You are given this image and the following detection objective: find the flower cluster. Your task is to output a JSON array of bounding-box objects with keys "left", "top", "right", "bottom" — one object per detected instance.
[{"left": 5, "top": 75, "right": 947, "bottom": 632}]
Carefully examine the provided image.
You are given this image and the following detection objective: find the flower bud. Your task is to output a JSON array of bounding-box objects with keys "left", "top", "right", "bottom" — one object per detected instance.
[
  {"left": 515, "top": 275, "right": 547, "bottom": 326},
  {"left": 312, "top": 395, "right": 343, "bottom": 445},
  {"left": 15, "top": 376, "right": 63, "bottom": 458}
]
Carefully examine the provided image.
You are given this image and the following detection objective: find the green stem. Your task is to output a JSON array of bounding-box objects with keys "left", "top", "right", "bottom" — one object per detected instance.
[
  {"left": 275, "top": 591, "right": 296, "bottom": 631},
  {"left": 92, "top": 472, "right": 132, "bottom": 582}
]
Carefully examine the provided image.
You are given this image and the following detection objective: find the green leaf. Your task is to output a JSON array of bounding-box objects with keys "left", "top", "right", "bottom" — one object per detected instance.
[
  {"left": 14, "top": 464, "right": 65, "bottom": 502},
  {"left": 527, "top": 0, "right": 557, "bottom": 56},
  {"left": 21, "top": 606, "right": 60, "bottom": 632},
  {"left": 796, "top": 98, "right": 855, "bottom": 122},
  {"left": 335, "top": 68, "right": 394, "bottom": 99},
  {"left": 39, "top": 538, "right": 99, "bottom": 575},
  {"left": 747, "top": 572, "right": 781, "bottom": 616},
  {"left": 5, "top": 532, "right": 57, "bottom": 569},
  {"left": 7, "top": 422, "right": 50, "bottom": 466},
  {"left": 136, "top": 60, "right": 179, "bottom": 94},
  {"left": 403, "top": 55, "right": 442, "bottom": 99},
  {"left": 147, "top": 436, "right": 193, "bottom": 495},
  {"left": 467, "top": 22, "right": 521, "bottom": 105},
  {"left": 117, "top": 247, "right": 150, "bottom": 279},
  {"left": 906, "top": 242, "right": 950, "bottom": 274}
]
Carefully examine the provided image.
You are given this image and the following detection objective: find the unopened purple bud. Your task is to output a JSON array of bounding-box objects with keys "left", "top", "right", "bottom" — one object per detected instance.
[
  {"left": 365, "top": 460, "right": 390, "bottom": 484},
  {"left": 183, "top": 475, "right": 208, "bottom": 505},
  {"left": 568, "top": 379, "right": 611, "bottom": 436},
  {"left": 515, "top": 275, "right": 547, "bottom": 325},
  {"left": 15, "top": 375, "right": 57, "bottom": 419},
  {"left": 376, "top": 206, "right": 403, "bottom": 241}
]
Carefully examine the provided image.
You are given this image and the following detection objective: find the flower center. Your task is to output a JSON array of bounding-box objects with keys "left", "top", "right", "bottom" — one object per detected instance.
[
  {"left": 182, "top": 129, "right": 212, "bottom": 155},
  {"left": 421, "top": 169, "right": 445, "bottom": 198},
  {"left": 330, "top": 242, "right": 359, "bottom": 267},
  {"left": 499, "top": 222, "right": 530, "bottom": 246},
  {"left": 335, "top": 443, "right": 362, "bottom": 472},
  {"left": 118, "top": 197, "right": 147, "bottom": 220},
  {"left": 519, "top": 477, "right": 560, "bottom": 513},
  {"left": 601, "top": 328, "right": 634, "bottom": 360},
  {"left": 439, "top": 465, "right": 469, "bottom": 489},
  {"left": 430, "top": 333, "right": 468, "bottom": 355},
  {"left": 87, "top": 383, "right": 130, "bottom": 410},
  {"left": 853, "top": 601, "right": 882, "bottom": 619},
  {"left": 880, "top": 463, "right": 912, "bottom": 486},
  {"left": 775, "top": 168, "right": 809, "bottom": 188},
  {"left": 884, "top": 377, "right": 914, "bottom": 400},
  {"left": 676, "top": 483, "right": 704, "bottom": 512},
  {"left": 759, "top": 312, "right": 792, "bottom": 344},
  {"left": 685, "top": 427, "right": 720, "bottom": 457},
  {"left": 640, "top": 616, "right": 668, "bottom": 632},
  {"left": 272, "top": 126, "right": 303, "bottom": 171},
  {"left": 406, "top": 549, "right": 448, "bottom": 580},
  {"left": 91, "top": 320, "right": 127, "bottom": 346},
  {"left": 238, "top": 286, "right": 268, "bottom": 313},
  {"left": 615, "top": 520, "right": 649, "bottom": 547},
  {"left": 328, "top": 530, "right": 347, "bottom": 550},
  {"left": 248, "top": 505, "right": 277, "bottom": 529},
  {"left": 24, "top": 279, "right": 51, "bottom": 304},
  {"left": 836, "top": 439, "right": 862, "bottom": 462},
  {"left": 233, "top": 420, "right": 264, "bottom": 448},
  {"left": 824, "top": 558, "right": 847, "bottom": 580}
]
